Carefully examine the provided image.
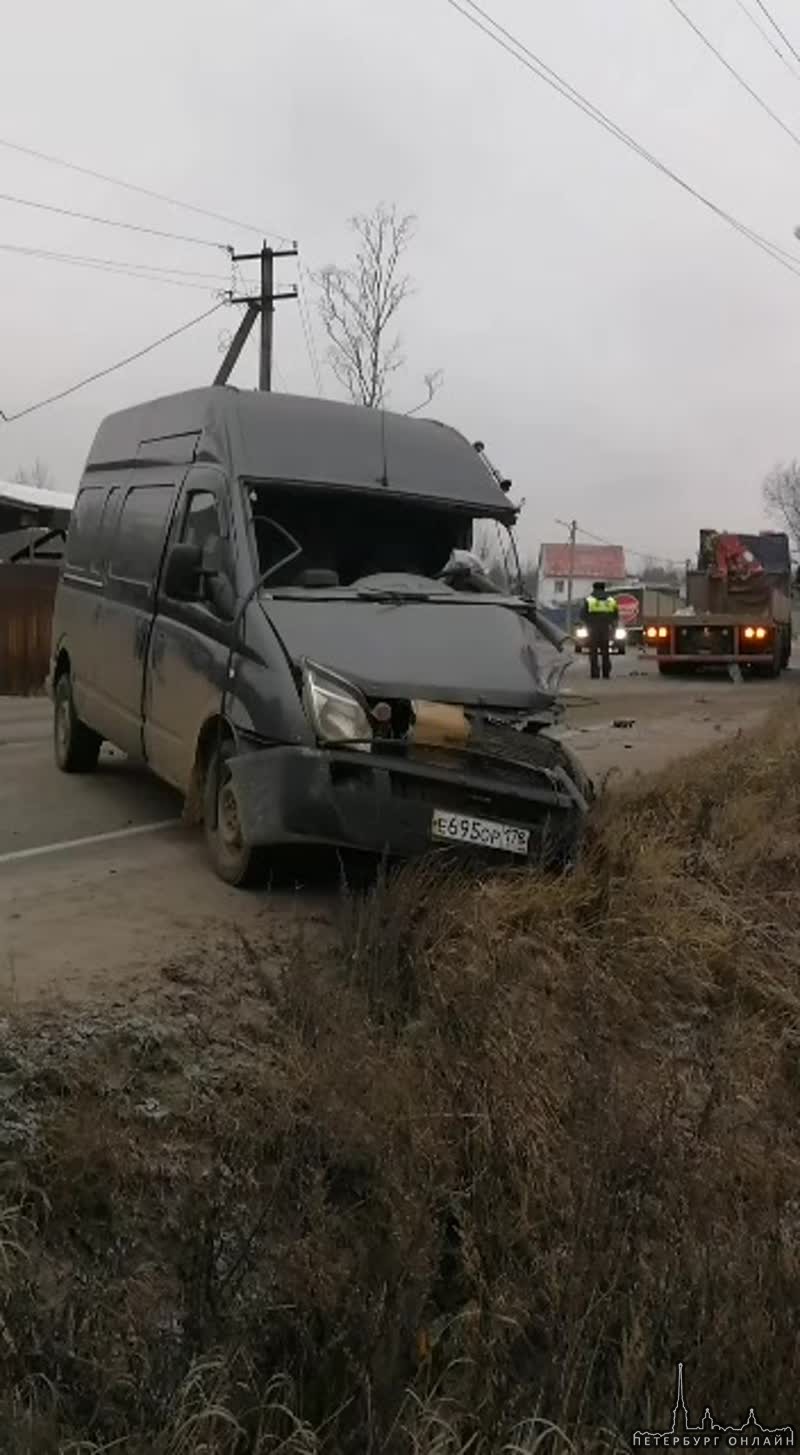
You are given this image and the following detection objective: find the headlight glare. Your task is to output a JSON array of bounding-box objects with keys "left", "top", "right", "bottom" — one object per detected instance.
[
  {"left": 614, "top": 627, "right": 627, "bottom": 641},
  {"left": 302, "top": 662, "right": 372, "bottom": 750}
]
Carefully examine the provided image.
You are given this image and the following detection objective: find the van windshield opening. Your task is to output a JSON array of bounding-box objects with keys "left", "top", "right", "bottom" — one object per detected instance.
[{"left": 245, "top": 484, "right": 518, "bottom": 593}]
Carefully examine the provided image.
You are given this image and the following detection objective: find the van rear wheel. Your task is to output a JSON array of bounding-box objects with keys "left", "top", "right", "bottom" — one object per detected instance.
[
  {"left": 54, "top": 673, "right": 101, "bottom": 773},
  {"left": 203, "top": 744, "right": 267, "bottom": 887}
]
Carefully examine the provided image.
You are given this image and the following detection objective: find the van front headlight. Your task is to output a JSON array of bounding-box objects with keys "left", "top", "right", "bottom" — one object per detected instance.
[{"left": 302, "top": 662, "right": 372, "bottom": 750}]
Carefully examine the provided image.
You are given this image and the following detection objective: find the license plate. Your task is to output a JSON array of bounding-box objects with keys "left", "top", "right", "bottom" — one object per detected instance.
[{"left": 430, "top": 809, "right": 530, "bottom": 856}]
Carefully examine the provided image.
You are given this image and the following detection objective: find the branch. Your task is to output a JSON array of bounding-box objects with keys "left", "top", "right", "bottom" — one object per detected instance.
[{"left": 405, "top": 370, "right": 445, "bottom": 416}]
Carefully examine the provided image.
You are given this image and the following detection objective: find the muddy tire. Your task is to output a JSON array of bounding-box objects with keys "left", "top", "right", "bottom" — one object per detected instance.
[
  {"left": 54, "top": 672, "right": 101, "bottom": 774},
  {"left": 203, "top": 742, "right": 267, "bottom": 887}
]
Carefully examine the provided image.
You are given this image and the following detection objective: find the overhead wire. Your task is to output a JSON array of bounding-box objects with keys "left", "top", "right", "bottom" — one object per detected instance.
[
  {"left": 0, "top": 138, "right": 316, "bottom": 391},
  {"left": 296, "top": 267, "right": 325, "bottom": 396},
  {"left": 0, "top": 241, "right": 231, "bottom": 291},
  {"left": 569, "top": 520, "right": 688, "bottom": 568},
  {"left": 444, "top": 0, "right": 800, "bottom": 280},
  {"left": 0, "top": 190, "right": 229, "bottom": 252},
  {"left": 731, "top": 0, "right": 800, "bottom": 83},
  {"left": 751, "top": 0, "right": 800, "bottom": 66},
  {"left": 665, "top": 0, "right": 800, "bottom": 150},
  {"left": 0, "top": 135, "right": 296, "bottom": 246},
  {"left": 0, "top": 300, "right": 228, "bottom": 423},
  {"left": 0, "top": 136, "right": 316, "bottom": 389}
]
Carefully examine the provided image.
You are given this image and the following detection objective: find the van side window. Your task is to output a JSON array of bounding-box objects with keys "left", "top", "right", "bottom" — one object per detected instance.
[
  {"left": 181, "top": 491, "right": 221, "bottom": 558},
  {"left": 108, "top": 485, "right": 173, "bottom": 586},
  {"left": 91, "top": 486, "right": 119, "bottom": 575},
  {"left": 65, "top": 486, "right": 107, "bottom": 572}
]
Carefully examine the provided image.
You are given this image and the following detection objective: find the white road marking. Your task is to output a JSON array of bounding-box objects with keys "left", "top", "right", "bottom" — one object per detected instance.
[{"left": 0, "top": 819, "right": 180, "bottom": 867}]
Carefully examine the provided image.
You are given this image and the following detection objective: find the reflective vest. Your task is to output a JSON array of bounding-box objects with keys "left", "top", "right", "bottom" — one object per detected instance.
[{"left": 585, "top": 594, "right": 617, "bottom": 614}]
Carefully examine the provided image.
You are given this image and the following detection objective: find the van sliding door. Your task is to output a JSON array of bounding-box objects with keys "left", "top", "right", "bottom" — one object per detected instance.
[{"left": 94, "top": 482, "right": 177, "bottom": 757}]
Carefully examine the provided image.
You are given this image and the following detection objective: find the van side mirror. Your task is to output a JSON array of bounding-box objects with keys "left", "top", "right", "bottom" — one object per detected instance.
[{"left": 163, "top": 542, "right": 203, "bottom": 599}]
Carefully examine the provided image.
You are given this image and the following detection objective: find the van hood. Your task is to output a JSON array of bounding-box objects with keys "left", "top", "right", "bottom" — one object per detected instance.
[{"left": 261, "top": 594, "right": 555, "bottom": 710}]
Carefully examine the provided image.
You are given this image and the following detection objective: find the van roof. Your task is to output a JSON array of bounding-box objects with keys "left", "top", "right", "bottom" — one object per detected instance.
[{"left": 85, "top": 386, "right": 514, "bottom": 519}]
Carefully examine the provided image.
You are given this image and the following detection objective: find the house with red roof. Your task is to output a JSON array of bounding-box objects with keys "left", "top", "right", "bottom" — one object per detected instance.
[{"left": 536, "top": 542, "right": 627, "bottom": 612}]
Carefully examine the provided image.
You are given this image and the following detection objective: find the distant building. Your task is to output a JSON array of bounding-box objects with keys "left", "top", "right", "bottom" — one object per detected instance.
[{"left": 536, "top": 542, "right": 627, "bottom": 612}]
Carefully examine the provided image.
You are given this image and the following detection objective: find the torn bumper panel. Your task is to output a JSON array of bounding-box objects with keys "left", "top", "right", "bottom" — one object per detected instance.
[{"left": 226, "top": 744, "right": 586, "bottom": 858}]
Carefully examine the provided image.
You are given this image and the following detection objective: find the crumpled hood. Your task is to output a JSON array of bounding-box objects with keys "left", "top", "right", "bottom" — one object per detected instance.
[{"left": 262, "top": 596, "right": 555, "bottom": 709}]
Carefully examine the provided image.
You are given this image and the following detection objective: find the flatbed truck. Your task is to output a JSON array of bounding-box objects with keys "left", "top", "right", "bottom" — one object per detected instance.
[{"left": 644, "top": 529, "right": 792, "bottom": 677}]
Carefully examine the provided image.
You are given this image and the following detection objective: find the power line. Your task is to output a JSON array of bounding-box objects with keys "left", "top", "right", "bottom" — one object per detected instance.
[
  {"left": 296, "top": 266, "right": 325, "bottom": 396},
  {"left": 0, "top": 190, "right": 229, "bottom": 252},
  {"left": 752, "top": 0, "right": 800, "bottom": 66},
  {"left": 0, "top": 135, "right": 296, "bottom": 246},
  {"left": 445, "top": 0, "right": 800, "bottom": 280},
  {"left": 0, "top": 241, "right": 230, "bottom": 291},
  {"left": 569, "top": 520, "right": 687, "bottom": 568},
  {"left": 0, "top": 300, "right": 228, "bottom": 423},
  {"left": 731, "top": 0, "right": 800, "bottom": 83},
  {"left": 666, "top": 0, "right": 800, "bottom": 151}
]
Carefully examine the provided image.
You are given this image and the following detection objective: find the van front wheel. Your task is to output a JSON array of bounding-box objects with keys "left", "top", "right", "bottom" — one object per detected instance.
[
  {"left": 54, "top": 673, "right": 101, "bottom": 773},
  {"left": 203, "top": 745, "right": 266, "bottom": 887}
]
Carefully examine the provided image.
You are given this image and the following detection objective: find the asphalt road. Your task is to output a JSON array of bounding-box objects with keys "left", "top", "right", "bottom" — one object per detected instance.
[
  {"left": 0, "top": 653, "right": 795, "bottom": 1004},
  {"left": 0, "top": 697, "right": 327, "bottom": 1004},
  {"left": 0, "top": 698, "right": 179, "bottom": 859}
]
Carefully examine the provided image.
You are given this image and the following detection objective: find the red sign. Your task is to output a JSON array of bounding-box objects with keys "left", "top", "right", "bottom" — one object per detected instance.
[{"left": 616, "top": 592, "right": 640, "bottom": 626}]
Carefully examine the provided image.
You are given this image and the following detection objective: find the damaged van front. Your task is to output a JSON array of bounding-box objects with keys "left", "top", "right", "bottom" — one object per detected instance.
[
  {"left": 52, "top": 385, "right": 590, "bottom": 886},
  {"left": 226, "top": 593, "right": 590, "bottom": 872},
  {"left": 211, "top": 398, "right": 591, "bottom": 883}
]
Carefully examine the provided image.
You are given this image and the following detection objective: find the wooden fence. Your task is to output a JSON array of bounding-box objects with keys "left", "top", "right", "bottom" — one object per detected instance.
[{"left": 0, "top": 563, "right": 59, "bottom": 695}]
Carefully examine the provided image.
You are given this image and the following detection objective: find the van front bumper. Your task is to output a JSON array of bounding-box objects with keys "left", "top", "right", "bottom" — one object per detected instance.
[{"left": 226, "top": 743, "right": 586, "bottom": 859}]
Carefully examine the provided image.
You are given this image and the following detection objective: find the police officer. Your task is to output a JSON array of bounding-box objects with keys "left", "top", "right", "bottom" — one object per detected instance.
[{"left": 580, "top": 580, "right": 619, "bottom": 680}]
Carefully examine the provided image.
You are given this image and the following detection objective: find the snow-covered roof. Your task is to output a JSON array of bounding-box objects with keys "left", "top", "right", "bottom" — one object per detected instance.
[{"left": 0, "top": 479, "right": 75, "bottom": 515}]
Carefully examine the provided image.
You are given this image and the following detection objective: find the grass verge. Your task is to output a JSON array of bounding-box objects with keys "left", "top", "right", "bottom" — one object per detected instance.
[{"left": 2, "top": 712, "right": 800, "bottom": 1450}]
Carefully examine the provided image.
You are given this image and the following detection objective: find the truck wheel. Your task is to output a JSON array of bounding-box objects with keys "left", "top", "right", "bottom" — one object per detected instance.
[
  {"left": 781, "top": 628, "right": 792, "bottom": 669},
  {"left": 203, "top": 743, "right": 266, "bottom": 887},
  {"left": 54, "top": 672, "right": 101, "bottom": 773},
  {"left": 658, "top": 662, "right": 677, "bottom": 676}
]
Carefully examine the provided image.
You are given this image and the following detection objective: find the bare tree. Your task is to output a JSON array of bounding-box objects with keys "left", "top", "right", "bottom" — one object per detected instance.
[
  {"left": 13, "top": 458, "right": 55, "bottom": 490},
  {"left": 763, "top": 460, "right": 800, "bottom": 549},
  {"left": 314, "top": 204, "right": 442, "bottom": 409}
]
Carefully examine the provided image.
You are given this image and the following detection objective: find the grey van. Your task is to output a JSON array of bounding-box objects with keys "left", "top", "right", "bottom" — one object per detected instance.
[{"left": 50, "top": 388, "right": 590, "bottom": 884}]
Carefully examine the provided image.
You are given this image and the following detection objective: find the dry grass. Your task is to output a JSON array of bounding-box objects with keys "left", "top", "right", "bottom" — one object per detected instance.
[{"left": 2, "top": 711, "right": 800, "bottom": 1450}]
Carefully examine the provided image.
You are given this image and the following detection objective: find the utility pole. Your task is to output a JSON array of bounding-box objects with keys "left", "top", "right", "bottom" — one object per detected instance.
[
  {"left": 260, "top": 245, "right": 274, "bottom": 391},
  {"left": 214, "top": 240, "right": 298, "bottom": 390},
  {"left": 564, "top": 518, "right": 578, "bottom": 635}
]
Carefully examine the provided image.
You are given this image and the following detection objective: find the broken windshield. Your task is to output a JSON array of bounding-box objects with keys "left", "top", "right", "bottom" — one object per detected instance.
[{"left": 245, "top": 483, "right": 520, "bottom": 594}]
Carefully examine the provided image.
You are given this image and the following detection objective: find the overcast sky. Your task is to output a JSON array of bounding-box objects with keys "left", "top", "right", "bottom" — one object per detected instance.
[{"left": 3, "top": 0, "right": 800, "bottom": 568}]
